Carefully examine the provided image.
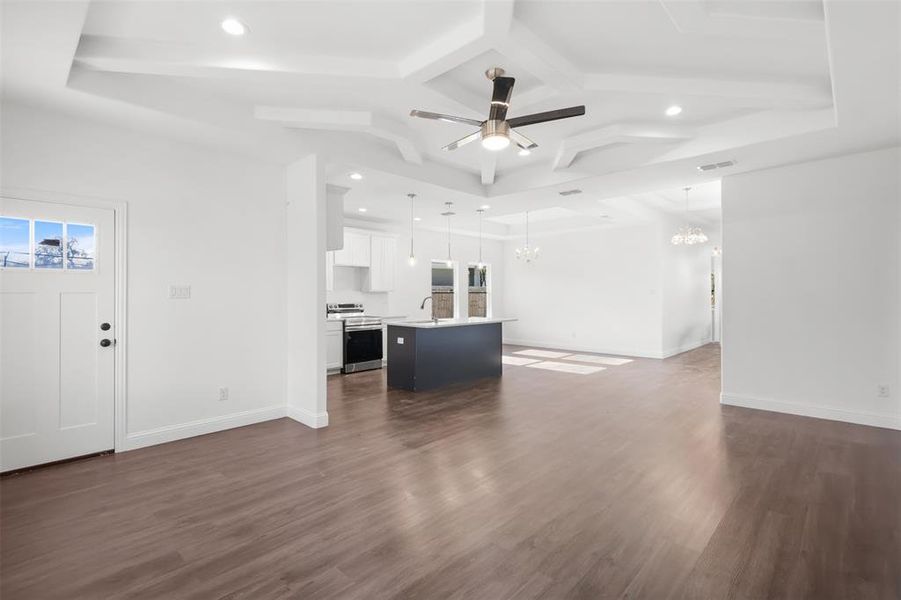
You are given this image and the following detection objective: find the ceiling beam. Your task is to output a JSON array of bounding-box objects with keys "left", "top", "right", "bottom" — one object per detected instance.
[
  {"left": 398, "top": 0, "right": 514, "bottom": 83},
  {"left": 255, "top": 106, "right": 423, "bottom": 164},
  {"left": 583, "top": 73, "right": 832, "bottom": 109},
  {"left": 553, "top": 123, "right": 695, "bottom": 171},
  {"left": 75, "top": 35, "right": 398, "bottom": 80},
  {"left": 480, "top": 152, "right": 497, "bottom": 185},
  {"left": 496, "top": 20, "right": 583, "bottom": 94},
  {"left": 659, "top": 0, "right": 825, "bottom": 39}
]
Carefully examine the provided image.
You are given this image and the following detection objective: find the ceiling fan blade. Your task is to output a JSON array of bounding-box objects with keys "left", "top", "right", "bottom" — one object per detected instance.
[
  {"left": 442, "top": 130, "right": 481, "bottom": 151},
  {"left": 488, "top": 76, "right": 516, "bottom": 122},
  {"left": 507, "top": 105, "right": 586, "bottom": 128},
  {"left": 410, "top": 110, "right": 483, "bottom": 127},
  {"left": 510, "top": 129, "right": 538, "bottom": 150}
]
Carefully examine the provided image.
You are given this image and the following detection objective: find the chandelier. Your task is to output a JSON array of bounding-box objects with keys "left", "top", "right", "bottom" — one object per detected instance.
[
  {"left": 671, "top": 187, "right": 708, "bottom": 245},
  {"left": 515, "top": 211, "right": 540, "bottom": 262}
]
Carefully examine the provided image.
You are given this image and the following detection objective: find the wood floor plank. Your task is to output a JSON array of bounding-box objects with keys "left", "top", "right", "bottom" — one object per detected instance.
[{"left": 1, "top": 344, "right": 899, "bottom": 599}]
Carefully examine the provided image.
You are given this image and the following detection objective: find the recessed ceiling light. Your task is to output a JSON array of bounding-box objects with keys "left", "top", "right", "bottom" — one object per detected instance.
[
  {"left": 518, "top": 148, "right": 531, "bottom": 156},
  {"left": 480, "top": 204, "right": 491, "bottom": 210},
  {"left": 413, "top": 217, "right": 422, "bottom": 221},
  {"left": 349, "top": 172, "right": 363, "bottom": 180},
  {"left": 220, "top": 18, "right": 247, "bottom": 36},
  {"left": 665, "top": 105, "right": 683, "bottom": 117},
  {"left": 358, "top": 208, "right": 367, "bottom": 213}
]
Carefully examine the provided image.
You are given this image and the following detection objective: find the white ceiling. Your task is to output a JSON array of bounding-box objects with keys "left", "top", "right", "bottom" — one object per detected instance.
[{"left": 1, "top": 0, "right": 898, "bottom": 233}]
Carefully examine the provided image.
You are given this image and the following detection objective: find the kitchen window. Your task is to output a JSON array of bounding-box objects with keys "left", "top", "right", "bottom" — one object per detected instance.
[
  {"left": 430, "top": 260, "right": 457, "bottom": 319},
  {"left": 468, "top": 264, "right": 490, "bottom": 318}
]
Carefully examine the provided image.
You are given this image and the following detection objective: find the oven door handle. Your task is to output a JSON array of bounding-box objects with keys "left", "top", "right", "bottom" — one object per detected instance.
[{"left": 345, "top": 325, "right": 384, "bottom": 332}]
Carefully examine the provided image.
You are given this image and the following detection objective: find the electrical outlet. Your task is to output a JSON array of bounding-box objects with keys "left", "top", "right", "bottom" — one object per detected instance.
[
  {"left": 218, "top": 387, "right": 229, "bottom": 401},
  {"left": 168, "top": 285, "right": 191, "bottom": 300},
  {"left": 877, "top": 385, "right": 890, "bottom": 398}
]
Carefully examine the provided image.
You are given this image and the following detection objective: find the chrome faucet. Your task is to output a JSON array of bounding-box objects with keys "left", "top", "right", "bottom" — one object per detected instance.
[{"left": 420, "top": 296, "right": 438, "bottom": 324}]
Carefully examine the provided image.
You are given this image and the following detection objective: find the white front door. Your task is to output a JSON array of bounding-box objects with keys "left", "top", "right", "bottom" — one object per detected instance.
[{"left": 1, "top": 198, "right": 116, "bottom": 471}]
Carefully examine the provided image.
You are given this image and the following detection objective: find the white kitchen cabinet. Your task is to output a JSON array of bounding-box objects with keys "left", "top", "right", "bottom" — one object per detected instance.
[
  {"left": 365, "top": 234, "right": 396, "bottom": 292},
  {"left": 325, "top": 251, "right": 335, "bottom": 291},
  {"left": 333, "top": 230, "right": 370, "bottom": 267},
  {"left": 326, "top": 321, "right": 343, "bottom": 371}
]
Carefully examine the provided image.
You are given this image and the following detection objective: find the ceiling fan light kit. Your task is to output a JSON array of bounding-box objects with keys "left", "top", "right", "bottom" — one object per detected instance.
[{"left": 410, "top": 67, "right": 585, "bottom": 155}]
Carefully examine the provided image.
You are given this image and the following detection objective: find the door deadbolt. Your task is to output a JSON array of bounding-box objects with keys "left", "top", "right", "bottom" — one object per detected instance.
[{"left": 100, "top": 323, "right": 111, "bottom": 331}]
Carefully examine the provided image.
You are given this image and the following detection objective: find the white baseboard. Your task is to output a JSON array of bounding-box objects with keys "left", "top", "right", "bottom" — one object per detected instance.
[
  {"left": 662, "top": 338, "right": 713, "bottom": 358},
  {"left": 721, "top": 393, "right": 901, "bottom": 431},
  {"left": 287, "top": 405, "right": 329, "bottom": 429},
  {"left": 121, "top": 405, "right": 288, "bottom": 451},
  {"left": 502, "top": 337, "right": 665, "bottom": 359}
]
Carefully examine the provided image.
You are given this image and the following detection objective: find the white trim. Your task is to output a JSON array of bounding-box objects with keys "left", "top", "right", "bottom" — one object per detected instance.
[
  {"left": 1, "top": 186, "right": 129, "bottom": 454},
  {"left": 287, "top": 405, "right": 329, "bottom": 428},
  {"left": 720, "top": 393, "right": 901, "bottom": 431},
  {"left": 121, "top": 405, "right": 288, "bottom": 451},
  {"left": 503, "top": 337, "right": 666, "bottom": 359},
  {"left": 661, "top": 338, "right": 712, "bottom": 358}
]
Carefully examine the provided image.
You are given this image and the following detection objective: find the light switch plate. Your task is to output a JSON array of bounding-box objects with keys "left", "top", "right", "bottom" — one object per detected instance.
[{"left": 168, "top": 285, "right": 191, "bottom": 300}]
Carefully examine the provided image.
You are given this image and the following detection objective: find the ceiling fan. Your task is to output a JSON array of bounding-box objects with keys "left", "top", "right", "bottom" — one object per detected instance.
[{"left": 410, "top": 67, "right": 586, "bottom": 152}]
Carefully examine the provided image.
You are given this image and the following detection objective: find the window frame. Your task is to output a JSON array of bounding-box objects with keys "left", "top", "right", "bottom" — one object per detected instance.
[{"left": 0, "top": 216, "right": 97, "bottom": 272}]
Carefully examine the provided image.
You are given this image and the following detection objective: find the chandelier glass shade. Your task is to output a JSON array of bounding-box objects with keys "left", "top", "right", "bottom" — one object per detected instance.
[
  {"left": 671, "top": 226, "right": 709, "bottom": 245},
  {"left": 671, "top": 187, "right": 708, "bottom": 246},
  {"left": 515, "top": 211, "right": 540, "bottom": 262}
]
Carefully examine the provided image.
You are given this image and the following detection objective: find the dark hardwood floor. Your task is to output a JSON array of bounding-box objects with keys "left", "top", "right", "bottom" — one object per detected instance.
[{"left": 2, "top": 344, "right": 899, "bottom": 599}]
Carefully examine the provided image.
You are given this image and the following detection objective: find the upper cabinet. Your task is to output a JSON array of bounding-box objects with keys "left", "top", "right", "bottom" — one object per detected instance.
[
  {"left": 329, "top": 228, "right": 397, "bottom": 292},
  {"left": 333, "top": 230, "right": 371, "bottom": 267},
  {"left": 366, "top": 235, "right": 396, "bottom": 292}
]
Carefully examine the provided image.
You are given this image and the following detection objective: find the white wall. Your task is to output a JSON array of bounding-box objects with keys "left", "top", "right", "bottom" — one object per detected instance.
[
  {"left": 286, "top": 155, "right": 327, "bottom": 427},
  {"left": 721, "top": 146, "right": 900, "bottom": 430},
  {"left": 1, "top": 102, "right": 294, "bottom": 445},
  {"left": 503, "top": 224, "right": 660, "bottom": 357},
  {"left": 662, "top": 217, "right": 719, "bottom": 357},
  {"left": 327, "top": 223, "right": 506, "bottom": 321}
]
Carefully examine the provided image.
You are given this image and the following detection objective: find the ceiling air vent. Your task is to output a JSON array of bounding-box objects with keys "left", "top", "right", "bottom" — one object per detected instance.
[
  {"left": 697, "top": 160, "right": 736, "bottom": 172},
  {"left": 558, "top": 188, "right": 583, "bottom": 196}
]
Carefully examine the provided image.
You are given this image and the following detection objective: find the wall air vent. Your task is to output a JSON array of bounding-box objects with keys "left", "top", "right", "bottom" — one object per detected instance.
[
  {"left": 558, "top": 189, "right": 583, "bottom": 196},
  {"left": 697, "top": 160, "right": 736, "bottom": 172}
]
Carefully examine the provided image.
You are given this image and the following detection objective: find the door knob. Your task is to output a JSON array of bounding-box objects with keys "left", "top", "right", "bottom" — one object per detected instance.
[
  {"left": 100, "top": 339, "right": 112, "bottom": 348},
  {"left": 100, "top": 322, "right": 111, "bottom": 331}
]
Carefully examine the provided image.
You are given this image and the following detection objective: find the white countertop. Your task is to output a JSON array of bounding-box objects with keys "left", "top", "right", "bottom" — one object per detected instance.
[{"left": 390, "top": 317, "right": 517, "bottom": 329}]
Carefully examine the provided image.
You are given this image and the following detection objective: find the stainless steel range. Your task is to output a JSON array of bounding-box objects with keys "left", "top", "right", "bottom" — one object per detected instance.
[{"left": 327, "top": 303, "right": 383, "bottom": 373}]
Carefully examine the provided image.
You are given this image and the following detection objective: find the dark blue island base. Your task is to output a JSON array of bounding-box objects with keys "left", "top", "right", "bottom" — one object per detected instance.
[{"left": 386, "top": 322, "right": 503, "bottom": 391}]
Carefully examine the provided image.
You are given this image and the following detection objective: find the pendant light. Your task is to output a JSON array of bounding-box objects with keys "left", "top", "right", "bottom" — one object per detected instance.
[
  {"left": 671, "top": 187, "right": 708, "bottom": 245},
  {"left": 515, "top": 211, "right": 539, "bottom": 262},
  {"left": 441, "top": 201, "right": 455, "bottom": 267},
  {"left": 475, "top": 207, "right": 486, "bottom": 269},
  {"left": 407, "top": 193, "right": 417, "bottom": 266}
]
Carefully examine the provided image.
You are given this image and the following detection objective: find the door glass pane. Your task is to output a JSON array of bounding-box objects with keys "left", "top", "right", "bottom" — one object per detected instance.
[
  {"left": 34, "top": 220, "right": 63, "bottom": 269},
  {"left": 66, "top": 223, "right": 96, "bottom": 270},
  {"left": 0, "top": 217, "right": 30, "bottom": 269}
]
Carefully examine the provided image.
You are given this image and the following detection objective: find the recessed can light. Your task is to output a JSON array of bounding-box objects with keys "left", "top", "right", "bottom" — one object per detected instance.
[
  {"left": 665, "top": 105, "right": 683, "bottom": 116},
  {"left": 221, "top": 18, "right": 247, "bottom": 36},
  {"left": 518, "top": 148, "right": 531, "bottom": 156},
  {"left": 349, "top": 172, "right": 363, "bottom": 180},
  {"left": 480, "top": 204, "right": 491, "bottom": 210},
  {"left": 413, "top": 217, "right": 422, "bottom": 221},
  {"left": 358, "top": 208, "right": 367, "bottom": 213}
]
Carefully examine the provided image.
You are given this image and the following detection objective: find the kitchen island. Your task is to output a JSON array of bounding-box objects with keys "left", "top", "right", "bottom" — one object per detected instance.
[{"left": 386, "top": 318, "right": 516, "bottom": 391}]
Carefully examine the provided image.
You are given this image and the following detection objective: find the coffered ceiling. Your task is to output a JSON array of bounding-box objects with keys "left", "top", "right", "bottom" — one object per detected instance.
[{"left": 2, "top": 0, "right": 898, "bottom": 223}]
